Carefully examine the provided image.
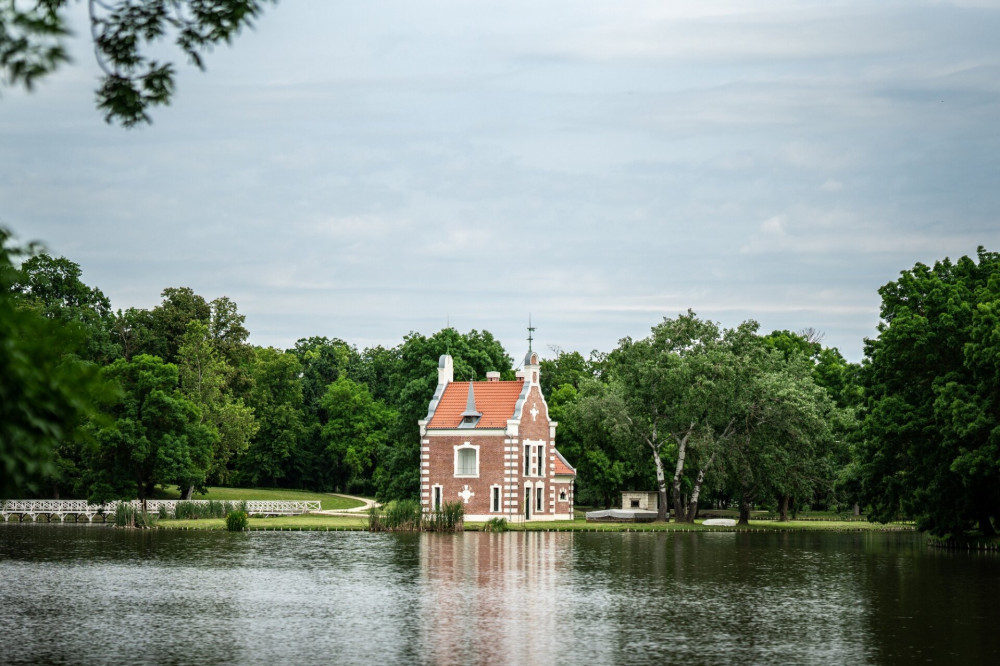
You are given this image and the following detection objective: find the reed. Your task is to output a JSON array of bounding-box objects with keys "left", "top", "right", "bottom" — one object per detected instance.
[
  {"left": 114, "top": 503, "right": 157, "bottom": 528},
  {"left": 424, "top": 501, "right": 464, "bottom": 533},
  {"left": 175, "top": 500, "right": 239, "bottom": 519},
  {"left": 483, "top": 517, "right": 508, "bottom": 533}
]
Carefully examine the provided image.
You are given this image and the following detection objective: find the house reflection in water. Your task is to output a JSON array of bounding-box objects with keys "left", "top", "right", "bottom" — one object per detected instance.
[{"left": 418, "top": 532, "right": 571, "bottom": 664}]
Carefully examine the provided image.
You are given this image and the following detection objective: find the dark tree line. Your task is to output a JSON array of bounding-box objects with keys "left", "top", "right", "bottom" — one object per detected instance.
[
  {"left": 3, "top": 232, "right": 999, "bottom": 541},
  {"left": 1, "top": 239, "right": 512, "bottom": 504}
]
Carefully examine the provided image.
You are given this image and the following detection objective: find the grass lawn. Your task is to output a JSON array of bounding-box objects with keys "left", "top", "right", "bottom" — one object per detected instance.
[
  {"left": 155, "top": 486, "right": 365, "bottom": 511},
  {"left": 163, "top": 514, "right": 368, "bottom": 531}
]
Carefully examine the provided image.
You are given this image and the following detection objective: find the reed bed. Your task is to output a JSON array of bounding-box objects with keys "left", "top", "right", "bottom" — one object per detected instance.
[{"left": 367, "top": 500, "right": 464, "bottom": 533}]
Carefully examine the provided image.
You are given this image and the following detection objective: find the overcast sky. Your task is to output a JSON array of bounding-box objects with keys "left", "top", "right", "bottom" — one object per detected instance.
[{"left": 3, "top": 0, "right": 999, "bottom": 363}]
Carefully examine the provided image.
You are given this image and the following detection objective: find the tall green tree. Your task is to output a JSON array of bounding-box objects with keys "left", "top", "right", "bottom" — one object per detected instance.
[
  {"left": 318, "top": 377, "right": 396, "bottom": 494},
  {"left": 719, "top": 348, "right": 836, "bottom": 523},
  {"left": 177, "top": 321, "right": 257, "bottom": 491},
  {"left": 860, "top": 248, "right": 1000, "bottom": 538},
  {"left": 86, "top": 354, "right": 216, "bottom": 508},
  {"left": 1, "top": 231, "right": 108, "bottom": 498},
  {"left": 235, "top": 346, "right": 305, "bottom": 487},
  {"left": 609, "top": 312, "right": 743, "bottom": 522},
  {"left": 560, "top": 380, "right": 635, "bottom": 509},
  {"left": 144, "top": 287, "right": 212, "bottom": 363},
  {"left": 11, "top": 253, "right": 117, "bottom": 363},
  {"left": 763, "top": 329, "right": 861, "bottom": 514}
]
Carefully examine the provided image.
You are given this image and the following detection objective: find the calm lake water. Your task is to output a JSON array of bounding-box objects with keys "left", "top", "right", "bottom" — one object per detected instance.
[{"left": 1, "top": 526, "right": 998, "bottom": 665}]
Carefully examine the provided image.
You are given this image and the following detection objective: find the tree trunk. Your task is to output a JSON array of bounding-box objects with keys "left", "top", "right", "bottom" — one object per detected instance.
[
  {"left": 684, "top": 453, "right": 715, "bottom": 523},
  {"left": 184, "top": 485, "right": 195, "bottom": 500},
  {"left": 652, "top": 446, "right": 669, "bottom": 522},
  {"left": 979, "top": 512, "right": 997, "bottom": 538},
  {"left": 738, "top": 494, "right": 751, "bottom": 525},
  {"left": 778, "top": 494, "right": 790, "bottom": 522},
  {"left": 671, "top": 440, "right": 687, "bottom": 522}
]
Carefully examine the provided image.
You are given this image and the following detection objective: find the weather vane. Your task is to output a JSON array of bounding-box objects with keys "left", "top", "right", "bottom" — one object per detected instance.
[{"left": 527, "top": 314, "right": 535, "bottom": 353}]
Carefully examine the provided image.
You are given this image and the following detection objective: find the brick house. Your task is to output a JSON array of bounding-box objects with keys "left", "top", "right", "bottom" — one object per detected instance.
[{"left": 419, "top": 351, "right": 576, "bottom": 522}]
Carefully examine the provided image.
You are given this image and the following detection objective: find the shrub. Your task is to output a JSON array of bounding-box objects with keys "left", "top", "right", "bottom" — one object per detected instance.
[
  {"left": 484, "top": 517, "right": 508, "bottom": 533},
  {"left": 225, "top": 510, "right": 249, "bottom": 532}
]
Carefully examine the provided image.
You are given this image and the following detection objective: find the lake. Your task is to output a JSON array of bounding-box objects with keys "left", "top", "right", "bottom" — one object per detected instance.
[{"left": 1, "top": 526, "right": 998, "bottom": 664}]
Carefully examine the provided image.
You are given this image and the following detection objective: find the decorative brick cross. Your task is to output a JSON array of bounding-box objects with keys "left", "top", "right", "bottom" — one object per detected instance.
[
  {"left": 530, "top": 405, "right": 539, "bottom": 421},
  {"left": 458, "top": 485, "right": 474, "bottom": 503}
]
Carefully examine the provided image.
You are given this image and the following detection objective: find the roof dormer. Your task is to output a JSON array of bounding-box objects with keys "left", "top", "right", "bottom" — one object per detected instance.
[{"left": 457, "top": 381, "right": 482, "bottom": 428}]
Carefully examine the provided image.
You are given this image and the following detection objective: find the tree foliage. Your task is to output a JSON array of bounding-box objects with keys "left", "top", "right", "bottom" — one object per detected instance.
[
  {"left": 11, "top": 252, "right": 117, "bottom": 363},
  {"left": 0, "top": 231, "right": 107, "bottom": 498},
  {"left": 235, "top": 345, "right": 303, "bottom": 487},
  {"left": 318, "top": 377, "right": 395, "bottom": 494},
  {"left": 86, "top": 354, "right": 216, "bottom": 505},
  {"left": 1, "top": 1, "right": 277, "bottom": 126},
  {"left": 860, "top": 248, "right": 1000, "bottom": 538}
]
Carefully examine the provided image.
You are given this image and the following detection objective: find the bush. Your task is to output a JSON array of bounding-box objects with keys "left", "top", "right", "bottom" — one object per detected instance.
[
  {"left": 483, "top": 517, "right": 508, "bottom": 533},
  {"left": 225, "top": 510, "right": 249, "bottom": 532}
]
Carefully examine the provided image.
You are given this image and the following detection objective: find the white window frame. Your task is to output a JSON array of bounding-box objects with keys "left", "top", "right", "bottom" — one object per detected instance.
[
  {"left": 536, "top": 485, "right": 544, "bottom": 513},
  {"left": 491, "top": 485, "right": 502, "bottom": 513},
  {"left": 432, "top": 485, "right": 443, "bottom": 511},
  {"left": 454, "top": 442, "right": 479, "bottom": 478},
  {"left": 523, "top": 440, "right": 544, "bottom": 477}
]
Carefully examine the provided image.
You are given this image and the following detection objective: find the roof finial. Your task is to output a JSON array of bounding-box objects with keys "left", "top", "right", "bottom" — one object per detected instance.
[{"left": 527, "top": 313, "right": 535, "bottom": 353}]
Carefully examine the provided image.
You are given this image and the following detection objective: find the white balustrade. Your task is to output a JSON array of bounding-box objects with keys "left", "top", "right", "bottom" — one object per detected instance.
[{"left": 1, "top": 498, "right": 322, "bottom": 522}]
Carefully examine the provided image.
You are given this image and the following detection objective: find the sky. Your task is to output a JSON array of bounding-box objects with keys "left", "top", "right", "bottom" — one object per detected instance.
[{"left": 3, "top": 0, "right": 999, "bottom": 364}]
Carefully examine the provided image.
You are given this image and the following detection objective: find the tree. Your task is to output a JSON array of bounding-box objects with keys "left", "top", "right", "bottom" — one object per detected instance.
[
  {"left": 764, "top": 329, "right": 861, "bottom": 514},
  {"left": 1, "top": 1, "right": 276, "bottom": 126},
  {"left": 86, "top": 354, "right": 216, "bottom": 509},
  {"left": 860, "top": 248, "right": 1000, "bottom": 538},
  {"left": 539, "top": 348, "right": 601, "bottom": 399},
  {"left": 111, "top": 306, "right": 154, "bottom": 362},
  {"left": 11, "top": 253, "right": 116, "bottom": 363},
  {"left": 235, "top": 345, "right": 304, "bottom": 487},
  {"left": 561, "top": 380, "right": 634, "bottom": 509},
  {"left": 608, "top": 312, "right": 741, "bottom": 522},
  {"left": 720, "top": 348, "right": 835, "bottom": 524},
  {"left": 318, "top": 377, "right": 395, "bottom": 494},
  {"left": 0, "top": 230, "right": 108, "bottom": 498},
  {"left": 144, "top": 286, "right": 211, "bottom": 363},
  {"left": 177, "top": 320, "right": 257, "bottom": 491}
]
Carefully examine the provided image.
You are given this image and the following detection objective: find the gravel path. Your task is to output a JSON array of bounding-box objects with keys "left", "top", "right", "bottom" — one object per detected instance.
[{"left": 315, "top": 494, "right": 378, "bottom": 515}]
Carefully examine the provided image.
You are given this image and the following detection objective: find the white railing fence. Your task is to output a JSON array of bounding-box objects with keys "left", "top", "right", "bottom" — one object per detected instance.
[{"left": 1, "top": 499, "right": 321, "bottom": 522}]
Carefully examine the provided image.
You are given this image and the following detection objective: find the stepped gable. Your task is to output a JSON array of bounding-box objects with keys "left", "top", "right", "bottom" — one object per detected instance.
[{"left": 426, "top": 380, "right": 525, "bottom": 429}]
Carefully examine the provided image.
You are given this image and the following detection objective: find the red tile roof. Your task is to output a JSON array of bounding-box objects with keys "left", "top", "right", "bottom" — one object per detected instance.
[
  {"left": 426, "top": 381, "right": 525, "bottom": 429},
  {"left": 553, "top": 449, "right": 576, "bottom": 476}
]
